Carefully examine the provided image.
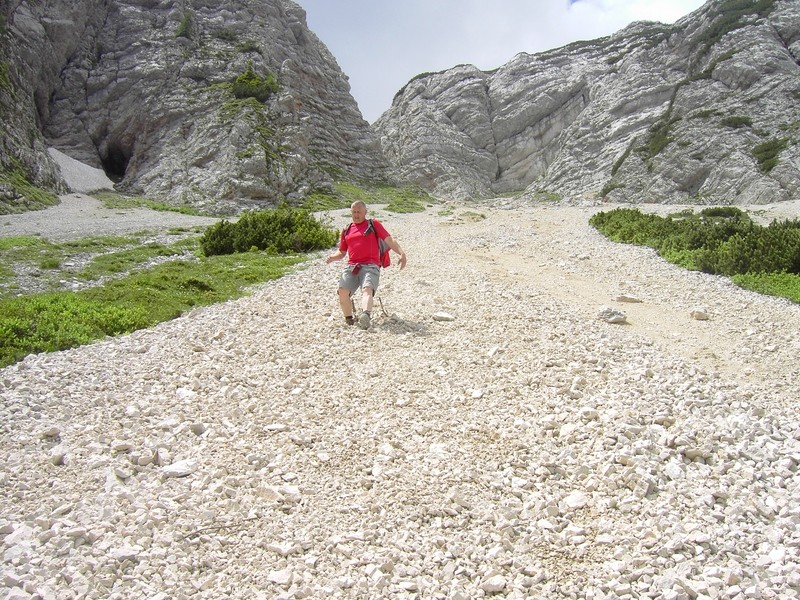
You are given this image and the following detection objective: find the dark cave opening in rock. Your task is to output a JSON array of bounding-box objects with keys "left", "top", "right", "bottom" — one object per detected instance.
[{"left": 101, "top": 144, "right": 130, "bottom": 181}]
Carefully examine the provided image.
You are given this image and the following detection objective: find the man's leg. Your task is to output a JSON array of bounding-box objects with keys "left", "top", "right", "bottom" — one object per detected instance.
[
  {"left": 358, "top": 287, "right": 374, "bottom": 329},
  {"left": 338, "top": 287, "right": 355, "bottom": 324},
  {"left": 361, "top": 287, "right": 374, "bottom": 314}
]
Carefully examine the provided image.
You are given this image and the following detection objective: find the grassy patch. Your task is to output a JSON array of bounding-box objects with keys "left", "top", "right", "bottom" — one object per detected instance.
[
  {"left": 643, "top": 115, "right": 681, "bottom": 160},
  {"left": 383, "top": 198, "right": 426, "bottom": 213},
  {"left": 600, "top": 181, "right": 625, "bottom": 197},
  {"left": 611, "top": 143, "right": 635, "bottom": 177},
  {"left": 92, "top": 191, "right": 206, "bottom": 215},
  {"left": 0, "top": 236, "right": 46, "bottom": 251},
  {"left": 218, "top": 93, "right": 284, "bottom": 173},
  {"left": 494, "top": 190, "right": 525, "bottom": 199},
  {"left": 0, "top": 237, "right": 61, "bottom": 287},
  {"left": 303, "top": 192, "right": 350, "bottom": 212},
  {"left": 236, "top": 40, "right": 261, "bottom": 54},
  {"left": 0, "top": 251, "right": 305, "bottom": 367},
  {"left": 212, "top": 28, "right": 238, "bottom": 43},
  {"left": 0, "top": 233, "right": 191, "bottom": 297},
  {"left": 731, "top": 272, "right": 800, "bottom": 304},
  {"left": 460, "top": 211, "right": 486, "bottom": 222},
  {"left": 537, "top": 191, "right": 562, "bottom": 203},
  {"left": 176, "top": 11, "right": 194, "bottom": 39},
  {"left": 690, "top": 109, "right": 722, "bottom": 119},
  {"left": 0, "top": 61, "right": 13, "bottom": 95},
  {"left": 696, "top": 0, "right": 776, "bottom": 56},
  {"left": 220, "top": 95, "right": 264, "bottom": 121},
  {"left": 303, "top": 180, "right": 433, "bottom": 214},
  {"left": 374, "top": 184, "right": 432, "bottom": 212},
  {"left": 77, "top": 242, "right": 186, "bottom": 280},
  {"left": 0, "top": 167, "right": 59, "bottom": 214}
]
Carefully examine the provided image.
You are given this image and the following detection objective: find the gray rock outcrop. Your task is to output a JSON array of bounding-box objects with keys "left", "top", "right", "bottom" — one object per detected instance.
[
  {"left": 0, "top": 0, "right": 387, "bottom": 214},
  {"left": 375, "top": 0, "right": 800, "bottom": 204}
]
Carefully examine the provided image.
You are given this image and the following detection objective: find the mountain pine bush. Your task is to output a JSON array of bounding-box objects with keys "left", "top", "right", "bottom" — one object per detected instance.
[
  {"left": 200, "top": 203, "right": 338, "bottom": 257},
  {"left": 590, "top": 207, "right": 800, "bottom": 288}
]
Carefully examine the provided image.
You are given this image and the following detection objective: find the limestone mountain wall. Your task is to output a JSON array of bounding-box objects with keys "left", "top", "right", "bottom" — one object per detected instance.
[
  {"left": 3, "top": 0, "right": 799, "bottom": 213},
  {"left": 374, "top": 0, "right": 800, "bottom": 205},
  {"left": 0, "top": 0, "right": 387, "bottom": 213}
]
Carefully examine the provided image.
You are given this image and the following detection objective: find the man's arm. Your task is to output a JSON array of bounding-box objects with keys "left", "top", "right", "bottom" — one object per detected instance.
[
  {"left": 383, "top": 236, "right": 407, "bottom": 270},
  {"left": 326, "top": 249, "right": 346, "bottom": 264}
]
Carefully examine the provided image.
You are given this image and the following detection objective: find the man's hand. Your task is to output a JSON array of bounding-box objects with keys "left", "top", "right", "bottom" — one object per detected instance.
[{"left": 384, "top": 236, "right": 407, "bottom": 270}]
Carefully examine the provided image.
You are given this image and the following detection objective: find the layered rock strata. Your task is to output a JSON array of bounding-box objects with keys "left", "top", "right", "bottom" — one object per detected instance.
[
  {"left": 375, "top": 0, "right": 800, "bottom": 204},
  {"left": 0, "top": 0, "right": 387, "bottom": 213}
]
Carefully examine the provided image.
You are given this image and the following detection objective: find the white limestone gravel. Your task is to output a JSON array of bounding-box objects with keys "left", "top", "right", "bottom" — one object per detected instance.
[
  {"left": 0, "top": 193, "right": 220, "bottom": 242},
  {"left": 2, "top": 198, "right": 800, "bottom": 600}
]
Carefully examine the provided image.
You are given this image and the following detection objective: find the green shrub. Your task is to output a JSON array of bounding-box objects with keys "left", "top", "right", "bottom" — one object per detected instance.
[
  {"left": 590, "top": 207, "right": 800, "bottom": 303},
  {"left": 236, "top": 40, "right": 261, "bottom": 54},
  {"left": 176, "top": 12, "right": 194, "bottom": 39},
  {"left": 200, "top": 203, "right": 338, "bottom": 256},
  {"left": 721, "top": 115, "right": 752, "bottom": 129},
  {"left": 700, "top": 206, "right": 747, "bottom": 219},
  {"left": 198, "top": 220, "right": 236, "bottom": 256},
  {"left": 731, "top": 272, "right": 800, "bottom": 304},
  {"left": 232, "top": 65, "right": 279, "bottom": 102},
  {"left": 212, "top": 29, "right": 238, "bottom": 43},
  {"left": 753, "top": 138, "right": 788, "bottom": 173}
]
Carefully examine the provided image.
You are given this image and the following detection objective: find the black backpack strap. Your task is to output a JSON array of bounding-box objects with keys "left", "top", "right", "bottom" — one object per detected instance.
[{"left": 369, "top": 219, "right": 381, "bottom": 265}]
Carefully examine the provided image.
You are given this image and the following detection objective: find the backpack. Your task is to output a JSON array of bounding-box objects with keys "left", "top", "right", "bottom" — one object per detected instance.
[{"left": 343, "top": 219, "right": 391, "bottom": 268}]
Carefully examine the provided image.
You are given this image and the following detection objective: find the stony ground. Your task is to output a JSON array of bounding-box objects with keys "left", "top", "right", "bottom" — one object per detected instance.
[{"left": 1, "top": 197, "right": 800, "bottom": 599}]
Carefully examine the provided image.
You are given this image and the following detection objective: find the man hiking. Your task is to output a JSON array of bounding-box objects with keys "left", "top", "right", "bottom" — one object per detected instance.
[{"left": 326, "top": 201, "right": 407, "bottom": 329}]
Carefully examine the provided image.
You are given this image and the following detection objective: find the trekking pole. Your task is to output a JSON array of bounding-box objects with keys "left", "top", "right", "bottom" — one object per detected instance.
[{"left": 376, "top": 294, "right": 389, "bottom": 317}]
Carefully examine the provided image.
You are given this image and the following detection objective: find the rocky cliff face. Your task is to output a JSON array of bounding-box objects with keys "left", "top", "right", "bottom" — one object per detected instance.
[
  {"left": 375, "top": 0, "right": 800, "bottom": 205},
  {"left": 0, "top": 0, "right": 387, "bottom": 214}
]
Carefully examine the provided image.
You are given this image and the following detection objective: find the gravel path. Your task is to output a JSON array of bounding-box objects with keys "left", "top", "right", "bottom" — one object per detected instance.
[
  {"left": 1, "top": 193, "right": 221, "bottom": 241},
  {"left": 1, "top": 199, "right": 800, "bottom": 599}
]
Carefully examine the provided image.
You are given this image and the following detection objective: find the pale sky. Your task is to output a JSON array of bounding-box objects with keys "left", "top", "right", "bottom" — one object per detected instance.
[{"left": 297, "top": 0, "right": 708, "bottom": 123}]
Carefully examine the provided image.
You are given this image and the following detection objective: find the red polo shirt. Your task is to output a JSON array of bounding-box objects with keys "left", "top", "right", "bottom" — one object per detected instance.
[{"left": 340, "top": 219, "right": 390, "bottom": 266}]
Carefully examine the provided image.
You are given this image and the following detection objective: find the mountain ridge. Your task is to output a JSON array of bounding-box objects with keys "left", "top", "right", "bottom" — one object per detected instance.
[{"left": 1, "top": 0, "right": 798, "bottom": 214}]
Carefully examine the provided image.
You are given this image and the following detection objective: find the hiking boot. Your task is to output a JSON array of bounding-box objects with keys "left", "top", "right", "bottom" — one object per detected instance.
[
  {"left": 358, "top": 312, "right": 371, "bottom": 330},
  {"left": 345, "top": 315, "right": 355, "bottom": 326}
]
